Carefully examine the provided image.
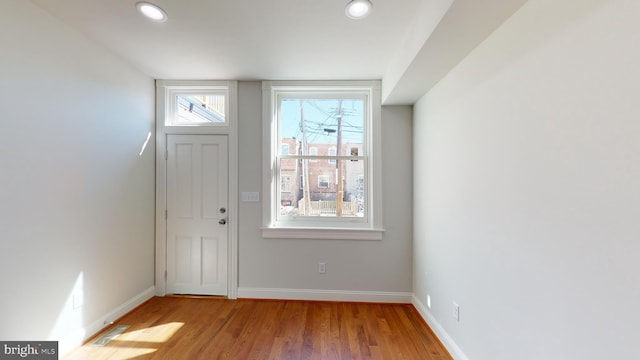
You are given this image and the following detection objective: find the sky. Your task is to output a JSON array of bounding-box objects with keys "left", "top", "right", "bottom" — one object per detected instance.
[{"left": 280, "top": 99, "right": 364, "bottom": 145}]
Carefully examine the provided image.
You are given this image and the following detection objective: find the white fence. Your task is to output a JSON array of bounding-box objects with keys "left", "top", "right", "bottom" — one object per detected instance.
[{"left": 297, "top": 199, "right": 358, "bottom": 216}]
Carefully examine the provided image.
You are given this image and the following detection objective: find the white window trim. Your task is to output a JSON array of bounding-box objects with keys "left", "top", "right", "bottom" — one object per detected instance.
[
  {"left": 165, "top": 84, "right": 230, "bottom": 128},
  {"left": 262, "top": 80, "right": 383, "bottom": 240}
]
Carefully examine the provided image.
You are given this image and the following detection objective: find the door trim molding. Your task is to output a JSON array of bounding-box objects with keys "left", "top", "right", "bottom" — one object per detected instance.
[{"left": 155, "top": 80, "right": 238, "bottom": 299}]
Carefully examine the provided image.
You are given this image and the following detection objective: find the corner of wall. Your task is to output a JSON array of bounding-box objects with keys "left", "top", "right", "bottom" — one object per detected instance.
[
  {"left": 412, "top": 295, "right": 470, "bottom": 360},
  {"left": 59, "top": 286, "right": 156, "bottom": 356}
]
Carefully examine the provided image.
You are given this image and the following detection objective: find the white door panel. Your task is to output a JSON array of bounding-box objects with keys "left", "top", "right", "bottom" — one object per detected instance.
[{"left": 166, "top": 135, "right": 228, "bottom": 295}]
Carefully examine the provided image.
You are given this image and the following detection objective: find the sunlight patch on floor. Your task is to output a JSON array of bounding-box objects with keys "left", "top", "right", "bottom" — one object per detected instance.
[
  {"left": 65, "top": 322, "right": 184, "bottom": 360},
  {"left": 114, "top": 322, "right": 184, "bottom": 343}
]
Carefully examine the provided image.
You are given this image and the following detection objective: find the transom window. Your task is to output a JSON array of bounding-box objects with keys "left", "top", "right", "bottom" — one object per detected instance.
[
  {"left": 165, "top": 86, "right": 228, "bottom": 127},
  {"left": 262, "top": 81, "right": 383, "bottom": 238}
]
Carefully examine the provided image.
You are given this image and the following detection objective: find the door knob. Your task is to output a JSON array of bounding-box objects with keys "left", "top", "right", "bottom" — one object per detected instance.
[
  {"left": 219, "top": 218, "right": 227, "bottom": 225},
  {"left": 219, "top": 207, "right": 226, "bottom": 214}
]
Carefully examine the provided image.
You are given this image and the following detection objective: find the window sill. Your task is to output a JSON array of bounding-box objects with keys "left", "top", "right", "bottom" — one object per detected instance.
[{"left": 261, "top": 227, "right": 384, "bottom": 241}]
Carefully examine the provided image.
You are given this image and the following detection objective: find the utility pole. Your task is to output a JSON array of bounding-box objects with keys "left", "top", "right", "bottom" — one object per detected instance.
[
  {"left": 300, "top": 100, "right": 311, "bottom": 215},
  {"left": 336, "top": 100, "right": 343, "bottom": 216}
]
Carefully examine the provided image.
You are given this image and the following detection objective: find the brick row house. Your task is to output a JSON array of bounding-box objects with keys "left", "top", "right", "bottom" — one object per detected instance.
[{"left": 280, "top": 137, "right": 364, "bottom": 216}]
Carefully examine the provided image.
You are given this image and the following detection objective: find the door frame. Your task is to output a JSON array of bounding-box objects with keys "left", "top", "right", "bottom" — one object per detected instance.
[{"left": 154, "top": 80, "right": 238, "bottom": 299}]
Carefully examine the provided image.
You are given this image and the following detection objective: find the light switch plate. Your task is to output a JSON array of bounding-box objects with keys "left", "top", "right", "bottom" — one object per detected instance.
[{"left": 241, "top": 192, "right": 260, "bottom": 202}]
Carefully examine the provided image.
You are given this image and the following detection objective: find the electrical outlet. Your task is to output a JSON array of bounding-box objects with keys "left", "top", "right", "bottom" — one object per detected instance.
[
  {"left": 427, "top": 294, "right": 431, "bottom": 309},
  {"left": 452, "top": 302, "right": 460, "bottom": 322},
  {"left": 318, "top": 262, "right": 326, "bottom": 274}
]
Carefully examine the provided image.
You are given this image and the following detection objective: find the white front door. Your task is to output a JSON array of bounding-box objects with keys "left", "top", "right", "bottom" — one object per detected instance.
[{"left": 166, "top": 134, "right": 228, "bottom": 295}]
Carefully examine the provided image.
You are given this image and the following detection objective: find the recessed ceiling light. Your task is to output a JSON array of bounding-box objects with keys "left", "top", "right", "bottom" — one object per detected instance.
[
  {"left": 136, "top": 2, "right": 168, "bottom": 22},
  {"left": 345, "top": 0, "right": 372, "bottom": 20}
]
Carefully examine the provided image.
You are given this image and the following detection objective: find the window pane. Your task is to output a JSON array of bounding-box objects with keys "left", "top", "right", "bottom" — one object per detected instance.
[
  {"left": 328, "top": 147, "right": 336, "bottom": 164},
  {"left": 280, "top": 99, "right": 364, "bottom": 156},
  {"left": 309, "top": 147, "right": 318, "bottom": 162},
  {"left": 278, "top": 159, "right": 364, "bottom": 218},
  {"left": 317, "top": 174, "right": 330, "bottom": 188},
  {"left": 281, "top": 175, "right": 292, "bottom": 193},
  {"left": 175, "top": 94, "right": 225, "bottom": 124}
]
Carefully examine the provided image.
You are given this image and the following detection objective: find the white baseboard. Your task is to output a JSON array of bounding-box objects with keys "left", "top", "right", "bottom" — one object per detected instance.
[
  {"left": 85, "top": 285, "right": 156, "bottom": 337},
  {"left": 59, "top": 286, "right": 155, "bottom": 356},
  {"left": 412, "top": 294, "right": 470, "bottom": 360},
  {"left": 238, "top": 287, "right": 413, "bottom": 303}
]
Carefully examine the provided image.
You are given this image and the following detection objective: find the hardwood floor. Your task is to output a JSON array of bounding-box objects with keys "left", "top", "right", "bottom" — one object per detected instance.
[{"left": 64, "top": 297, "right": 452, "bottom": 360}]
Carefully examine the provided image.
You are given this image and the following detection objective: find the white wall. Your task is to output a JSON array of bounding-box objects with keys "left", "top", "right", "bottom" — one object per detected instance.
[
  {"left": 413, "top": 0, "right": 640, "bottom": 359},
  {"left": 0, "top": 1, "right": 155, "bottom": 353},
  {"left": 238, "top": 82, "right": 413, "bottom": 298}
]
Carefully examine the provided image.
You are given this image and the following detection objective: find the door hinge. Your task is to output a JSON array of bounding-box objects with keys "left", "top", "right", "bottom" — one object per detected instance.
[
  {"left": 164, "top": 270, "right": 167, "bottom": 280},
  {"left": 165, "top": 209, "right": 168, "bottom": 220},
  {"left": 165, "top": 148, "right": 168, "bottom": 160}
]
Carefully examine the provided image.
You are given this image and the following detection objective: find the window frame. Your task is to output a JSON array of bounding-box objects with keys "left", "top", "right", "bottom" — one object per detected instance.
[
  {"left": 165, "top": 85, "right": 230, "bottom": 127},
  {"left": 262, "top": 81, "right": 383, "bottom": 240}
]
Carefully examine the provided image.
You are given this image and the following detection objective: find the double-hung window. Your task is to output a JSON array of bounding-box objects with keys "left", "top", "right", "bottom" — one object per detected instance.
[{"left": 262, "top": 81, "right": 383, "bottom": 240}]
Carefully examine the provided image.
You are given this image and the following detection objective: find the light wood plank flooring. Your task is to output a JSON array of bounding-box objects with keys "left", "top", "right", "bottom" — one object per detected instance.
[{"left": 64, "top": 296, "right": 452, "bottom": 360}]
